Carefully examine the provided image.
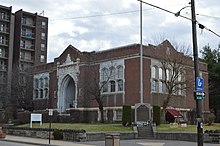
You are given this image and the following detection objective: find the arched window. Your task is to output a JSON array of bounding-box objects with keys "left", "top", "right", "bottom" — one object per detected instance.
[
  {"left": 152, "top": 66, "right": 157, "bottom": 78},
  {"left": 110, "top": 80, "right": 115, "bottom": 92},
  {"left": 166, "top": 69, "right": 171, "bottom": 80},
  {"left": 102, "top": 81, "right": 108, "bottom": 92},
  {"left": 40, "top": 89, "right": 43, "bottom": 98},
  {"left": 44, "top": 88, "right": 48, "bottom": 98},
  {"left": 159, "top": 81, "right": 163, "bottom": 93},
  {"left": 159, "top": 68, "right": 163, "bottom": 80},
  {"left": 45, "top": 77, "right": 48, "bottom": 87},
  {"left": 152, "top": 80, "right": 157, "bottom": 92},
  {"left": 40, "top": 78, "right": 44, "bottom": 88},
  {"left": 109, "top": 66, "right": 116, "bottom": 79},
  {"left": 117, "top": 65, "right": 123, "bottom": 79},
  {"left": 101, "top": 68, "right": 108, "bottom": 81},
  {"left": 178, "top": 72, "right": 183, "bottom": 82},
  {"left": 118, "top": 79, "right": 123, "bottom": 91}
]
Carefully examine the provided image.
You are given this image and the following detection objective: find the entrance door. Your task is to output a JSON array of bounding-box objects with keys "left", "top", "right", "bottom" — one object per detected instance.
[{"left": 58, "top": 75, "right": 76, "bottom": 112}]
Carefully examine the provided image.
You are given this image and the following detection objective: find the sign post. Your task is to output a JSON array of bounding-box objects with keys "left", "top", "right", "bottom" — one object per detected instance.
[
  {"left": 196, "top": 77, "right": 204, "bottom": 92},
  {"left": 48, "top": 109, "right": 53, "bottom": 145}
]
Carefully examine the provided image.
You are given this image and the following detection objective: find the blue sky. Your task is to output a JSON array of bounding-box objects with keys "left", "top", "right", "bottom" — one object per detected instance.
[{"left": 2, "top": 0, "right": 220, "bottom": 62}]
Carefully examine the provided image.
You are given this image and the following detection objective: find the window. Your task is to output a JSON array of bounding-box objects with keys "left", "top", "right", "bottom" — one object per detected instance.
[
  {"left": 109, "top": 66, "right": 115, "bottom": 79},
  {"left": 20, "top": 52, "right": 25, "bottom": 60},
  {"left": 102, "top": 81, "right": 108, "bottom": 92},
  {"left": 0, "top": 24, "right": 5, "bottom": 32},
  {"left": 40, "top": 89, "right": 43, "bottom": 98},
  {"left": 22, "top": 17, "right": 26, "bottom": 24},
  {"left": 40, "top": 55, "right": 45, "bottom": 62},
  {"left": 110, "top": 81, "right": 115, "bottom": 92},
  {"left": 20, "top": 40, "right": 25, "bottom": 48},
  {"left": 44, "top": 88, "right": 48, "bottom": 98},
  {"left": 45, "top": 77, "right": 48, "bottom": 87},
  {"left": 118, "top": 79, "right": 123, "bottom": 91},
  {"left": 159, "top": 68, "right": 163, "bottom": 80},
  {"left": 33, "top": 73, "right": 49, "bottom": 100},
  {"left": 178, "top": 84, "right": 184, "bottom": 95},
  {"left": 41, "top": 43, "right": 45, "bottom": 51},
  {"left": 42, "top": 21, "right": 46, "bottom": 28},
  {"left": 152, "top": 66, "right": 157, "bottom": 78},
  {"left": 101, "top": 68, "right": 108, "bottom": 81},
  {"left": 21, "top": 28, "right": 26, "bottom": 36},
  {"left": 117, "top": 66, "right": 123, "bottom": 78},
  {"left": 166, "top": 69, "right": 171, "bottom": 80},
  {"left": 0, "top": 35, "right": 5, "bottom": 44},
  {"left": 159, "top": 81, "right": 163, "bottom": 93},
  {"left": 0, "top": 12, "right": 7, "bottom": 20},
  {"left": 152, "top": 80, "right": 157, "bottom": 92},
  {"left": 41, "top": 33, "right": 46, "bottom": 40},
  {"left": 40, "top": 78, "right": 44, "bottom": 88},
  {"left": 0, "top": 60, "right": 5, "bottom": 70},
  {"left": 0, "top": 48, "right": 3, "bottom": 57},
  {"left": 178, "top": 73, "right": 183, "bottom": 82},
  {"left": 25, "top": 52, "right": 32, "bottom": 61}
]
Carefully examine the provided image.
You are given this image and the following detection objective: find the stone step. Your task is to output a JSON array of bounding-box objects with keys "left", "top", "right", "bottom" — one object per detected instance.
[{"left": 137, "top": 126, "right": 154, "bottom": 139}]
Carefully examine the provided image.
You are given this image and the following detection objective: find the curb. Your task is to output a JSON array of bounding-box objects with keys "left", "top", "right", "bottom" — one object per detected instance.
[{"left": 0, "top": 138, "right": 58, "bottom": 146}]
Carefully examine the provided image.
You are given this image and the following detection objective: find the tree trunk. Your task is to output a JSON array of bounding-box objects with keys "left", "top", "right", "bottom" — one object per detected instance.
[
  {"left": 161, "top": 109, "right": 166, "bottom": 124},
  {"left": 99, "top": 105, "right": 104, "bottom": 123}
]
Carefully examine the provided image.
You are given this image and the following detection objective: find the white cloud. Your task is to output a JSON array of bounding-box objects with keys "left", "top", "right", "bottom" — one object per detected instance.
[
  {"left": 1, "top": 0, "right": 220, "bottom": 62},
  {"left": 106, "top": 17, "right": 131, "bottom": 27}
]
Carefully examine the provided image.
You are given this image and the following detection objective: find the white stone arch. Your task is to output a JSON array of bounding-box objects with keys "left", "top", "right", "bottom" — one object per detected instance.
[{"left": 58, "top": 74, "right": 77, "bottom": 113}]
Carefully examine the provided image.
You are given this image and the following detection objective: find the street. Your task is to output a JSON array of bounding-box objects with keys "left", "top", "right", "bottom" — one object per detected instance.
[
  {"left": 0, "top": 141, "right": 39, "bottom": 146},
  {"left": 81, "top": 139, "right": 220, "bottom": 146}
]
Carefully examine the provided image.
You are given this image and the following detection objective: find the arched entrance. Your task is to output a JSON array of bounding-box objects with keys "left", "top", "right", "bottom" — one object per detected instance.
[{"left": 58, "top": 75, "right": 76, "bottom": 112}]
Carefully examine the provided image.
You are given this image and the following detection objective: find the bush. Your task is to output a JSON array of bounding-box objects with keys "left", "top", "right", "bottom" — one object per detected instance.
[
  {"left": 53, "top": 129, "right": 63, "bottom": 140},
  {"left": 153, "top": 105, "right": 161, "bottom": 125},
  {"left": 122, "top": 105, "right": 132, "bottom": 126},
  {"left": 204, "top": 113, "right": 216, "bottom": 125}
]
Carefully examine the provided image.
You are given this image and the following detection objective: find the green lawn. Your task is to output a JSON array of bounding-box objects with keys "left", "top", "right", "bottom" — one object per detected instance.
[
  {"left": 17, "top": 123, "right": 220, "bottom": 133},
  {"left": 17, "top": 123, "right": 133, "bottom": 132},
  {"left": 156, "top": 123, "right": 220, "bottom": 133}
]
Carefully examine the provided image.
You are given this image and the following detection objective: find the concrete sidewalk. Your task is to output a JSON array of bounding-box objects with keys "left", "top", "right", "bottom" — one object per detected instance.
[{"left": 0, "top": 135, "right": 95, "bottom": 146}]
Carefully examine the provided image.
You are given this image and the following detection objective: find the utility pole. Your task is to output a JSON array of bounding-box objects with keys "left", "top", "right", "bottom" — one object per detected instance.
[
  {"left": 191, "top": 0, "right": 203, "bottom": 145},
  {"left": 140, "top": 0, "right": 143, "bottom": 104}
]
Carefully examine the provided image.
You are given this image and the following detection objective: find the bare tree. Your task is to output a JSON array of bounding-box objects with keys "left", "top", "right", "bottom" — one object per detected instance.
[
  {"left": 81, "top": 60, "right": 118, "bottom": 123},
  {"left": 11, "top": 64, "right": 33, "bottom": 112},
  {"left": 163, "top": 42, "right": 191, "bottom": 109}
]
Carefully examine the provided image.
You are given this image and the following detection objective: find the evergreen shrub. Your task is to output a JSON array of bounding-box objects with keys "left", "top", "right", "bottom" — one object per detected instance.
[{"left": 122, "top": 105, "right": 132, "bottom": 126}]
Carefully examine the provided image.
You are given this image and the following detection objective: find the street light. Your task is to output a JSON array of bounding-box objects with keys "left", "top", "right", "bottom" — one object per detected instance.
[
  {"left": 175, "top": 0, "right": 203, "bottom": 146},
  {"left": 174, "top": 5, "right": 191, "bottom": 17}
]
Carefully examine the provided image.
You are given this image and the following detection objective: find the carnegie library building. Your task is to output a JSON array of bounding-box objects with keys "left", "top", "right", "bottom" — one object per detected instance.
[{"left": 29, "top": 40, "right": 209, "bottom": 123}]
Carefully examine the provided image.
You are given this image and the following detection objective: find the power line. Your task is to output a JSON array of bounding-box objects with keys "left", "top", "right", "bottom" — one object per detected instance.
[
  {"left": 138, "top": 0, "right": 220, "bottom": 38},
  {"left": 50, "top": 9, "right": 143, "bottom": 21},
  {"left": 196, "top": 13, "right": 220, "bottom": 21},
  {"left": 50, "top": 4, "right": 186, "bottom": 21}
]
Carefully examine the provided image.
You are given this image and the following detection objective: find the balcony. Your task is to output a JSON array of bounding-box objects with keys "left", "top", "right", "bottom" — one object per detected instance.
[
  {"left": 20, "top": 45, "right": 35, "bottom": 51},
  {"left": 22, "top": 21, "right": 35, "bottom": 28},
  {"left": 0, "top": 14, "right": 10, "bottom": 22},
  {"left": 20, "top": 56, "right": 34, "bottom": 63},
  {"left": 0, "top": 27, "right": 9, "bottom": 34},
  {"left": 21, "top": 32, "right": 35, "bottom": 39},
  {"left": 0, "top": 39, "right": 8, "bottom": 46},
  {"left": 0, "top": 52, "right": 8, "bottom": 59}
]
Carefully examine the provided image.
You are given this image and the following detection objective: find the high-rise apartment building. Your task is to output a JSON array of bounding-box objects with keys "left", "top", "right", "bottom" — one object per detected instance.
[{"left": 0, "top": 5, "right": 48, "bottom": 109}]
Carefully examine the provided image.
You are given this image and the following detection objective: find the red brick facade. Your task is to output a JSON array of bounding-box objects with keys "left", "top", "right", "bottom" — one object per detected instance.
[{"left": 30, "top": 40, "right": 209, "bottom": 122}]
